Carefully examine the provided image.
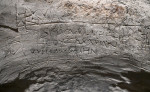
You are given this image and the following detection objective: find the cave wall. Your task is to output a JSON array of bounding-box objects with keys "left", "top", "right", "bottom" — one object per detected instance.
[{"left": 0, "top": 0, "right": 150, "bottom": 92}]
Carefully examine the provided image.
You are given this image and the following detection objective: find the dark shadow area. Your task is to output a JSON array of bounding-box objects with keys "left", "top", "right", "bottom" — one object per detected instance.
[
  {"left": 0, "top": 78, "right": 36, "bottom": 92},
  {"left": 113, "top": 70, "right": 150, "bottom": 92}
]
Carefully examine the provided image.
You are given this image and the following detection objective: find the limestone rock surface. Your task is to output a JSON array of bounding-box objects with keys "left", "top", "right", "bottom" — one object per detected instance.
[{"left": 0, "top": 0, "right": 150, "bottom": 92}]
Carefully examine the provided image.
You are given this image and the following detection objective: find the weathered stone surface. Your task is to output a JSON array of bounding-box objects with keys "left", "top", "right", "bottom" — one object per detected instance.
[{"left": 0, "top": 0, "right": 150, "bottom": 92}]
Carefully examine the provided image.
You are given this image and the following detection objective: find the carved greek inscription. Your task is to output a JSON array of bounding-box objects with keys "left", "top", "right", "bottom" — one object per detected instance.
[
  {"left": 30, "top": 46, "right": 97, "bottom": 55},
  {"left": 31, "top": 25, "right": 120, "bottom": 56},
  {"left": 139, "top": 30, "right": 150, "bottom": 50}
]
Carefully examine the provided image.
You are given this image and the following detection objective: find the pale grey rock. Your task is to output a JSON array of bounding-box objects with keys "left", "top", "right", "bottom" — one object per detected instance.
[{"left": 0, "top": 0, "right": 150, "bottom": 92}]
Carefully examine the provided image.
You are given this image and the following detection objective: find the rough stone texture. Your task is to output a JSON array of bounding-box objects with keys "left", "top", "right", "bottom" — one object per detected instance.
[{"left": 0, "top": 0, "right": 150, "bottom": 92}]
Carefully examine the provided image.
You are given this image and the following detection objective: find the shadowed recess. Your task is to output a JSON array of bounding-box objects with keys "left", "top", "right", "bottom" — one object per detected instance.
[
  {"left": 113, "top": 70, "right": 150, "bottom": 92},
  {"left": 0, "top": 70, "right": 150, "bottom": 92},
  {"left": 0, "top": 78, "right": 36, "bottom": 92}
]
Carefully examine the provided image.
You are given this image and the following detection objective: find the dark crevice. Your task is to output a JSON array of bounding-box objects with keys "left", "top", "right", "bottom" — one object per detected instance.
[
  {"left": 0, "top": 25, "right": 18, "bottom": 33},
  {"left": 19, "top": 20, "right": 150, "bottom": 27}
]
